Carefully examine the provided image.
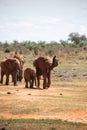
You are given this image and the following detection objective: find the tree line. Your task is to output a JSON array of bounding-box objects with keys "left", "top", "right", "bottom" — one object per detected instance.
[{"left": 0, "top": 32, "right": 87, "bottom": 55}]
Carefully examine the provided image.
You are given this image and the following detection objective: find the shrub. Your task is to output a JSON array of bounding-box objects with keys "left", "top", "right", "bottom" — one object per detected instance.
[{"left": 4, "top": 48, "right": 10, "bottom": 53}]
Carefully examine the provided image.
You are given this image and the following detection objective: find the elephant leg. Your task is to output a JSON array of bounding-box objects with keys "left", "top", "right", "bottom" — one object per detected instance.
[
  {"left": 25, "top": 80, "right": 28, "bottom": 88},
  {"left": 35, "top": 77, "right": 36, "bottom": 86},
  {"left": 37, "top": 76, "right": 40, "bottom": 88},
  {"left": 32, "top": 79, "right": 34, "bottom": 88},
  {"left": 5, "top": 74, "right": 9, "bottom": 85},
  {"left": 29, "top": 80, "right": 33, "bottom": 88},
  {"left": 47, "top": 72, "right": 51, "bottom": 88},
  {"left": 12, "top": 72, "right": 17, "bottom": 86},
  {"left": 0, "top": 71, "right": 4, "bottom": 84},
  {"left": 30, "top": 80, "right": 33, "bottom": 88},
  {"left": 14, "top": 77, "right": 17, "bottom": 86},
  {"left": 43, "top": 75, "right": 47, "bottom": 89},
  {"left": 30, "top": 79, "right": 34, "bottom": 89},
  {"left": 11, "top": 74, "right": 14, "bottom": 82}
]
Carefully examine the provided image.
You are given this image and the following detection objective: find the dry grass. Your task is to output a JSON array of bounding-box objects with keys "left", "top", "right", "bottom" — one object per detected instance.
[
  {"left": 0, "top": 80, "right": 87, "bottom": 124},
  {"left": 0, "top": 52, "right": 87, "bottom": 129},
  {"left": 0, "top": 52, "right": 87, "bottom": 124}
]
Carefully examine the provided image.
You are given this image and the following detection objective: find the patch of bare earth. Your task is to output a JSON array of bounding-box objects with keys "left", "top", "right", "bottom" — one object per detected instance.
[
  {"left": 0, "top": 81, "right": 87, "bottom": 124},
  {"left": 0, "top": 110, "right": 87, "bottom": 123}
]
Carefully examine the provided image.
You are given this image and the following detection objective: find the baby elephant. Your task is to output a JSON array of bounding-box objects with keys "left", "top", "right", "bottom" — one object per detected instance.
[{"left": 24, "top": 68, "right": 36, "bottom": 88}]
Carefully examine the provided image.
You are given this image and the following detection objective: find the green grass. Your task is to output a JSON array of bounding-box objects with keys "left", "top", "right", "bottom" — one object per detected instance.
[{"left": 0, "top": 119, "right": 87, "bottom": 130}]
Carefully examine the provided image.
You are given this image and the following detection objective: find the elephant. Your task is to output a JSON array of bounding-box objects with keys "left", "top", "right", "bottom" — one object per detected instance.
[
  {"left": 24, "top": 68, "right": 36, "bottom": 89},
  {"left": 12, "top": 54, "right": 24, "bottom": 82},
  {"left": 13, "top": 54, "right": 24, "bottom": 69},
  {"left": 33, "top": 56, "right": 58, "bottom": 89},
  {"left": 0, "top": 58, "right": 23, "bottom": 86}
]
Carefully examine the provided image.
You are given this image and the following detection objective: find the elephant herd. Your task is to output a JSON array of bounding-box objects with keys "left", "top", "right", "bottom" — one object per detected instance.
[{"left": 0, "top": 54, "right": 58, "bottom": 89}]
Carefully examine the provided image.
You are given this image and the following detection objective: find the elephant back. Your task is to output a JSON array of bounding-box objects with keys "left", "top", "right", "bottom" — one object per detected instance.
[
  {"left": 33, "top": 56, "right": 52, "bottom": 68},
  {"left": 24, "top": 68, "right": 36, "bottom": 79},
  {"left": 1, "top": 58, "right": 21, "bottom": 73}
]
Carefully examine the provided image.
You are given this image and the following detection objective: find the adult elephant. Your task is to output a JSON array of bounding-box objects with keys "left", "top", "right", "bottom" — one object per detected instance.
[
  {"left": 13, "top": 54, "right": 24, "bottom": 81},
  {"left": 33, "top": 56, "right": 58, "bottom": 89},
  {"left": 13, "top": 54, "right": 24, "bottom": 69},
  {"left": 0, "top": 58, "right": 23, "bottom": 86}
]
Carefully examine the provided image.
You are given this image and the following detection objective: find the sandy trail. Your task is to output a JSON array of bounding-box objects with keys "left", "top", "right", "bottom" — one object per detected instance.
[{"left": 0, "top": 83, "right": 87, "bottom": 124}]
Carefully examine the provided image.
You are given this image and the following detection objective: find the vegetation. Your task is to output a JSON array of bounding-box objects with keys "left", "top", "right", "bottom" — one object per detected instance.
[
  {"left": 0, "top": 32, "right": 87, "bottom": 57},
  {"left": 0, "top": 32, "right": 87, "bottom": 129},
  {"left": 0, "top": 119, "right": 87, "bottom": 130},
  {"left": 68, "top": 32, "right": 87, "bottom": 45}
]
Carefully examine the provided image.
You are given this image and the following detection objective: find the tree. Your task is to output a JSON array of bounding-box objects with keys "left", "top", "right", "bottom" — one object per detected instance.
[
  {"left": 68, "top": 32, "right": 80, "bottom": 44},
  {"left": 80, "top": 35, "right": 87, "bottom": 41},
  {"left": 68, "top": 32, "right": 87, "bottom": 45},
  {"left": 13, "top": 40, "right": 18, "bottom": 44},
  {"left": 60, "top": 40, "right": 68, "bottom": 46}
]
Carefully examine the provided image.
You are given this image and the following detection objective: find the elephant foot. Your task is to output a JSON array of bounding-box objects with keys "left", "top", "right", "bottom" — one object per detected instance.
[
  {"left": 30, "top": 86, "right": 33, "bottom": 89},
  {"left": 43, "top": 85, "right": 49, "bottom": 89},
  {"left": 37, "top": 86, "right": 40, "bottom": 89},
  {"left": 43, "top": 86, "right": 46, "bottom": 89},
  {"left": 5, "top": 83, "right": 9, "bottom": 85},
  {"left": 14, "top": 82, "right": 18, "bottom": 86},
  {"left": 0, "top": 80, "right": 3, "bottom": 84},
  {"left": 43, "top": 84, "right": 47, "bottom": 89},
  {"left": 44, "top": 87, "right": 48, "bottom": 89},
  {"left": 25, "top": 85, "right": 28, "bottom": 88},
  {"left": 47, "top": 83, "right": 51, "bottom": 88},
  {"left": 46, "top": 86, "right": 49, "bottom": 89}
]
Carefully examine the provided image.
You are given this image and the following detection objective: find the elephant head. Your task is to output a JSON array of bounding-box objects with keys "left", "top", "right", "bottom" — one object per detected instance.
[
  {"left": 13, "top": 54, "right": 24, "bottom": 69},
  {"left": 13, "top": 54, "right": 24, "bottom": 82},
  {"left": 14, "top": 59, "right": 23, "bottom": 82}
]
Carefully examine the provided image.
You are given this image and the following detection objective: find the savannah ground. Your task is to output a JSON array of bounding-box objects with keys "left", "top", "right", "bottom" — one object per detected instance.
[{"left": 0, "top": 52, "right": 87, "bottom": 129}]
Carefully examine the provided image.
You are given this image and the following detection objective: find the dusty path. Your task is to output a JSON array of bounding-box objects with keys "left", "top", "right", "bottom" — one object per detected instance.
[
  {"left": 0, "top": 110, "right": 87, "bottom": 123},
  {"left": 0, "top": 81, "right": 87, "bottom": 123}
]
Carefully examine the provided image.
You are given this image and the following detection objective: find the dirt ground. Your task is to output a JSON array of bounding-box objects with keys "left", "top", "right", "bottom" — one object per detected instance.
[{"left": 0, "top": 80, "right": 87, "bottom": 124}]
